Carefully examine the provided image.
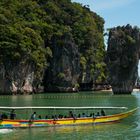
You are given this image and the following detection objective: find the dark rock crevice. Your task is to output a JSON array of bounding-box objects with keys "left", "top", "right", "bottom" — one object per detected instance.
[{"left": 43, "top": 33, "right": 80, "bottom": 92}]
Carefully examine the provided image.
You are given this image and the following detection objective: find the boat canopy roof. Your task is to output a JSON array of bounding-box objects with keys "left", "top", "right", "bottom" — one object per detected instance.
[{"left": 0, "top": 106, "right": 128, "bottom": 110}]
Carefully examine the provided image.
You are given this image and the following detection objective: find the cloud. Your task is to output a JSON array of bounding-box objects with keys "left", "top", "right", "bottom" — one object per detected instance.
[{"left": 92, "top": 0, "right": 137, "bottom": 11}]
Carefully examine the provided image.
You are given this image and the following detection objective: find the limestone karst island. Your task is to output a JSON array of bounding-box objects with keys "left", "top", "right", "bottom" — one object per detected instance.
[{"left": 0, "top": 0, "right": 140, "bottom": 95}]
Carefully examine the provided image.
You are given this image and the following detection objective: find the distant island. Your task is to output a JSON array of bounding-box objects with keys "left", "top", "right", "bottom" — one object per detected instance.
[{"left": 0, "top": 0, "right": 140, "bottom": 95}]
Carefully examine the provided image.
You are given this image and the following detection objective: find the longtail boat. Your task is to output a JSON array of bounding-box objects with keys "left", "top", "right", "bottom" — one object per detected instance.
[{"left": 0, "top": 106, "right": 138, "bottom": 129}]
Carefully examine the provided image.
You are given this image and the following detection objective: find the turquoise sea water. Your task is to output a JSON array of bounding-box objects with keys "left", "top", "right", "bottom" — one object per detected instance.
[{"left": 0, "top": 91, "right": 140, "bottom": 140}]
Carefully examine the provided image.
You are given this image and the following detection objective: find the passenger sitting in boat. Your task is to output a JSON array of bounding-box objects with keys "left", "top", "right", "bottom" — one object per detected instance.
[
  {"left": 1, "top": 113, "right": 8, "bottom": 119},
  {"left": 52, "top": 115, "right": 58, "bottom": 120},
  {"left": 95, "top": 112, "right": 100, "bottom": 117},
  {"left": 71, "top": 114, "right": 76, "bottom": 120},
  {"left": 54, "top": 115, "right": 58, "bottom": 119},
  {"left": 69, "top": 111, "right": 74, "bottom": 118},
  {"left": 101, "top": 109, "right": 106, "bottom": 116},
  {"left": 82, "top": 113, "right": 86, "bottom": 117},
  {"left": 58, "top": 114, "right": 63, "bottom": 119},
  {"left": 58, "top": 114, "right": 61, "bottom": 118},
  {"left": 30, "top": 112, "right": 36, "bottom": 121},
  {"left": 45, "top": 115, "right": 48, "bottom": 119},
  {"left": 89, "top": 113, "right": 92, "bottom": 117},
  {"left": 78, "top": 114, "right": 81, "bottom": 118},
  {"left": 38, "top": 115, "right": 42, "bottom": 119},
  {"left": 74, "top": 114, "right": 77, "bottom": 118},
  {"left": 10, "top": 109, "right": 16, "bottom": 120}
]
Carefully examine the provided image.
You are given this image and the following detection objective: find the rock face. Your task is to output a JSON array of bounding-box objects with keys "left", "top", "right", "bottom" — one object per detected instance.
[
  {"left": 0, "top": 61, "right": 34, "bottom": 94},
  {"left": 44, "top": 33, "right": 80, "bottom": 92},
  {"left": 106, "top": 25, "right": 140, "bottom": 94}
]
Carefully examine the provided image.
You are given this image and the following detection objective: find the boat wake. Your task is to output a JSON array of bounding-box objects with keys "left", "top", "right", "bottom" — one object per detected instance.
[{"left": 0, "top": 129, "right": 13, "bottom": 134}]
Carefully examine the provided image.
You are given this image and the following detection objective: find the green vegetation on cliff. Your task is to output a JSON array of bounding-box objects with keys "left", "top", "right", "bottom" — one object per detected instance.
[{"left": 0, "top": 0, "right": 106, "bottom": 92}]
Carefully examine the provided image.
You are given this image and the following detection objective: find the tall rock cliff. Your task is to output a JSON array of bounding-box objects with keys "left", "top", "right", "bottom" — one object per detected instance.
[
  {"left": 43, "top": 2, "right": 106, "bottom": 92},
  {"left": 106, "top": 25, "right": 140, "bottom": 94},
  {"left": 44, "top": 33, "right": 80, "bottom": 92},
  {"left": 0, "top": 0, "right": 106, "bottom": 94}
]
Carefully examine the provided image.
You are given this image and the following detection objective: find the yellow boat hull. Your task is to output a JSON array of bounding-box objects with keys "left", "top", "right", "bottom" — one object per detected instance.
[{"left": 0, "top": 108, "right": 138, "bottom": 128}]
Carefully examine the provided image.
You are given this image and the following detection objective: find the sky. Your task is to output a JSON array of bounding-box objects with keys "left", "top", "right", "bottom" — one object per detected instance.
[
  {"left": 72, "top": 0, "right": 140, "bottom": 29},
  {"left": 72, "top": 0, "right": 140, "bottom": 75}
]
